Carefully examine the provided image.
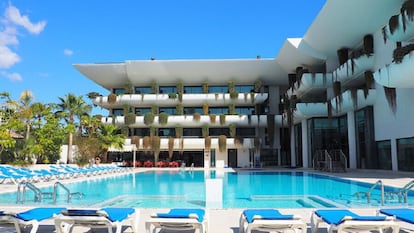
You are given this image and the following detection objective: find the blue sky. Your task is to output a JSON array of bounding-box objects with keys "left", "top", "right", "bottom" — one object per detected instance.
[{"left": 0, "top": 0, "right": 325, "bottom": 115}]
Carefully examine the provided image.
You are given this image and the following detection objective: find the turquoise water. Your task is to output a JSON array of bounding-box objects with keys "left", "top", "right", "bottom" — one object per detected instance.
[{"left": 0, "top": 170, "right": 412, "bottom": 208}]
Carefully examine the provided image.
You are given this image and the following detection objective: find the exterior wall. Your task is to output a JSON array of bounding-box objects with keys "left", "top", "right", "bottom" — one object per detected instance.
[{"left": 237, "top": 148, "right": 250, "bottom": 168}]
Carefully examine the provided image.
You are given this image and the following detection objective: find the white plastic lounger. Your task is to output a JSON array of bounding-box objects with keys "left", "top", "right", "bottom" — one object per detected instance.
[
  {"left": 0, "top": 207, "right": 65, "bottom": 233},
  {"left": 54, "top": 207, "right": 139, "bottom": 233},
  {"left": 239, "top": 209, "right": 306, "bottom": 233},
  {"left": 145, "top": 208, "right": 207, "bottom": 233},
  {"left": 379, "top": 208, "right": 414, "bottom": 229},
  {"left": 311, "top": 209, "right": 399, "bottom": 233}
]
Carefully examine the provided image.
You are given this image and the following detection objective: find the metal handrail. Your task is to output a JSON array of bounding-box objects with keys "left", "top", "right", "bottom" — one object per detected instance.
[
  {"left": 53, "top": 181, "right": 83, "bottom": 204},
  {"left": 353, "top": 179, "right": 384, "bottom": 205},
  {"left": 17, "top": 181, "right": 52, "bottom": 204},
  {"left": 386, "top": 180, "right": 414, "bottom": 203}
]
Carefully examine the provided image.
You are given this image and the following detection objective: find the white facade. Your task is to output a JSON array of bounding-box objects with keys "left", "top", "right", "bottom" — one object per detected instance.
[{"left": 76, "top": 0, "right": 414, "bottom": 171}]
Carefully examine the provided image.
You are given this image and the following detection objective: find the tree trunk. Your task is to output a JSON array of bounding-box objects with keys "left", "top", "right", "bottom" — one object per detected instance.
[{"left": 67, "top": 132, "right": 73, "bottom": 164}]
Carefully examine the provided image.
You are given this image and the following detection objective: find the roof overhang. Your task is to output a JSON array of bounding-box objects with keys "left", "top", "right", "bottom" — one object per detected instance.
[{"left": 74, "top": 59, "right": 287, "bottom": 90}]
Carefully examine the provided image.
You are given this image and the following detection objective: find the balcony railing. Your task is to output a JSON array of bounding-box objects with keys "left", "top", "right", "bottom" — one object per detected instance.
[
  {"left": 333, "top": 54, "right": 375, "bottom": 85},
  {"left": 286, "top": 73, "right": 333, "bottom": 98},
  {"left": 117, "top": 137, "right": 255, "bottom": 150},
  {"left": 101, "top": 114, "right": 283, "bottom": 127},
  {"left": 374, "top": 51, "right": 414, "bottom": 88},
  {"left": 94, "top": 93, "right": 268, "bottom": 108},
  {"left": 382, "top": 9, "right": 414, "bottom": 42}
]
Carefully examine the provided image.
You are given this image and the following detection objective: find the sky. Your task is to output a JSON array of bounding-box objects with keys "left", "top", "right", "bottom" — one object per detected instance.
[{"left": 0, "top": 0, "right": 325, "bottom": 115}]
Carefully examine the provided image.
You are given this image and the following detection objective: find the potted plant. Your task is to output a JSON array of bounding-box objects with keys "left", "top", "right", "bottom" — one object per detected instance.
[
  {"left": 108, "top": 93, "right": 117, "bottom": 104},
  {"left": 168, "top": 137, "right": 174, "bottom": 159},
  {"left": 218, "top": 135, "right": 227, "bottom": 152},
  {"left": 254, "top": 79, "right": 262, "bottom": 93},
  {"left": 151, "top": 81, "right": 157, "bottom": 94},
  {"left": 193, "top": 112, "right": 201, "bottom": 122},
  {"left": 220, "top": 114, "right": 226, "bottom": 125},
  {"left": 159, "top": 112, "right": 168, "bottom": 125},
  {"left": 229, "top": 123, "right": 236, "bottom": 138},
  {"left": 209, "top": 114, "right": 216, "bottom": 124},
  {"left": 202, "top": 81, "right": 209, "bottom": 94},
  {"left": 124, "top": 112, "right": 136, "bottom": 125},
  {"left": 202, "top": 124, "right": 209, "bottom": 138},
  {"left": 205, "top": 136, "right": 211, "bottom": 151},
  {"left": 144, "top": 112, "right": 155, "bottom": 125},
  {"left": 203, "top": 103, "right": 209, "bottom": 115}
]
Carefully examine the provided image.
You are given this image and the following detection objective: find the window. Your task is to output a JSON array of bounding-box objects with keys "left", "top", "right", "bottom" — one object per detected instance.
[
  {"left": 397, "top": 137, "right": 414, "bottom": 171},
  {"left": 112, "top": 109, "right": 123, "bottom": 116},
  {"left": 209, "top": 85, "right": 228, "bottom": 93},
  {"left": 159, "top": 86, "right": 176, "bottom": 94},
  {"left": 135, "top": 108, "right": 151, "bottom": 115},
  {"left": 135, "top": 86, "right": 151, "bottom": 94},
  {"left": 377, "top": 140, "right": 392, "bottom": 170},
  {"left": 184, "top": 86, "right": 202, "bottom": 94},
  {"left": 113, "top": 88, "right": 125, "bottom": 95}
]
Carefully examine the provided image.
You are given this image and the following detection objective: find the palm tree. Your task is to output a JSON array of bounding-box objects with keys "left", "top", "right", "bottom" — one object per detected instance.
[
  {"left": 17, "top": 90, "right": 34, "bottom": 140},
  {"left": 97, "top": 124, "right": 125, "bottom": 162},
  {"left": 56, "top": 94, "right": 91, "bottom": 163}
]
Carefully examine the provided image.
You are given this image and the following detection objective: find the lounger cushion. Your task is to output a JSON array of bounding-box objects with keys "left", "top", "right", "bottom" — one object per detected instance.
[
  {"left": 315, "top": 209, "right": 386, "bottom": 225},
  {"left": 64, "top": 209, "right": 103, "bottom": 217},
  {"left": 156, "top": 208, "right": 205, "bottom": 222},
  {"left": 243, "top": 209, "right": 294, "bottom": 223},
  {"left": 16, "top": 207, "right": 66, "bottom": 221},
  {"left": 380, "top": 208, "right": 414, "bottom": 224},
  {"left": 101, "top": 207, "right": 135, "bottom": 222}
]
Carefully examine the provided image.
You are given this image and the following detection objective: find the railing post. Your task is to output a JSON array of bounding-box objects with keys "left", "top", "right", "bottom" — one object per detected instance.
[{"left": 381, "top": 181, "right": 385, "bottom": 206}]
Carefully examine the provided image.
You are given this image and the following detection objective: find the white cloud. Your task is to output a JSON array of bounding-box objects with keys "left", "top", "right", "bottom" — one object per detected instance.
[
  {"left": 0, "top": 45, "right": 20, "bottom": 69},
  {"left": 5, "top": 5, "right": 46, "bottom": 35},
  {"left": 64, "top": 49, "right": 73, "bottom": 56},
  {"left": 0, "top": 4, "right": 46, "bottom": 79},
  {"left": 1, "top": 71, "right": 22, "bottom": 82}
]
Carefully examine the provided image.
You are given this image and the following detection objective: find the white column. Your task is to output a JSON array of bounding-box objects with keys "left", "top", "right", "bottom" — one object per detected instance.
[
  {"left": 391, "top": 138, "right": 398, "bottom": 171},
  {"left": 301, "top": 120, "right": 309, "bottom": 168},
  {"left": 347, "top": 111, "right": 357, "bottom": 169},
  {"left": 205, "top": 179, "right": 222, "bottom": 208}
]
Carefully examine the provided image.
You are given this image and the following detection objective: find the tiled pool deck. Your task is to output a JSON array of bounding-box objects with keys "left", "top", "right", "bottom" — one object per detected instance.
[{"left": 1, "top": 167, "right": 414, "bottom": 233}]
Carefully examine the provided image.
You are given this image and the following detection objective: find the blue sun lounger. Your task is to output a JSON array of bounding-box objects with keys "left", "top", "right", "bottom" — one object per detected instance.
[
  {"left": 0, "top": 207, "right": 65, "bottom": 233},
  {"left": 54, "top": 207, "right": 139, "bottom": 233},
  {"left": 239, "top": 209, "right": 306, "bottom": 233},
  {"left": 379, "top": 208, "right": 414, "bottom": 228},
  {"left": 311, "top": 209, "right": 399, "bottom": 233},
  {"left": 145, "top": 208, "right": 207, "bottom": 233}
]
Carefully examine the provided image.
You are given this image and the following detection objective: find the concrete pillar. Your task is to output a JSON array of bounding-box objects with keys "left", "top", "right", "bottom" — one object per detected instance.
[
  {"left": 301, "top": 119, "right": 309, "bottom": 168},
  {"left": 347, "top": 111, "right": 357, "bottom": 169},
  {"left": 290, "top": 127, "right": 296, "bottom": 167},
  {"left": 391, "top": 138, "right": 398, "bottom": 171}
]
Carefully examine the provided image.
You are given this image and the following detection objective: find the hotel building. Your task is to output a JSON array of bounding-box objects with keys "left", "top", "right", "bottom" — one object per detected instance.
[{"left": 75, "top": 0, "right": 414, "bottom": 171}]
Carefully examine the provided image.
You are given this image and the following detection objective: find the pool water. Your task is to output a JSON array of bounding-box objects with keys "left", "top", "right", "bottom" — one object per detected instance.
[{"left": 0, "top": 170, "right": 412, "bottom": 208}]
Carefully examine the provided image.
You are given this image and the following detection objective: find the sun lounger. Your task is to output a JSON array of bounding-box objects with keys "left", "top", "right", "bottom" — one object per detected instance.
[
  {"left": 239, "top": 209, "right": 306, "bottom": 233},
  {"left": 0, "top": 207, "right": 65, "bottom": 233},
  {"left": 379, "top": 208, "right": 414, "bottom": 229},
  {"left": 54, "top": 207, "right": 139, "bottom": 233},
  {"left": 311, "top": 209, "right": 399, "bottom": 233},
  {"left": 145, "top": 208, "right": 207, "bottom": 233}
]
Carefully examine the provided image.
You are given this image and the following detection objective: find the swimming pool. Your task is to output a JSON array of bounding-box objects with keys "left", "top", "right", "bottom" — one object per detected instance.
[{"left": 0, "top": 170, "right": 412, "bottom": 208}]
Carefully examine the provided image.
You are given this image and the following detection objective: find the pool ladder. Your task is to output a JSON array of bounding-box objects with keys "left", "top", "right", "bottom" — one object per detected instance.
[
  {"left": 385, "top": 180, "right": 414, "bottom": 203},
  {"left": 353, "top": 179, "right": 385, "bottom": 205},
  {"left": 16, "top": 181, "right": 83, "bottom": 204}
]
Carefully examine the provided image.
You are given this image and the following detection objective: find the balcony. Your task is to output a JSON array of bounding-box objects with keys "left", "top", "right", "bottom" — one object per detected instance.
[
  {"left": 374, "top": 51, "right": 414, "bottom": 88},
  {"left": 330, "top": 89, "right": 376, "bottom": 115},
  {"left": 294, "top": 102, "right": 328, "bottom": 120},
  {"left": 102, "top": 114, "right": 283, "bottom": 128},
  {"left": 383, "top": 12, "right": 414, "bottom": 42},
  {"left": 333, "top": 54, "right": 375, "bottom": 85},
  {"left": 113, "top": 137, "right": 255, "bottom": 151},
  {"left": 94, "top": 93, "right": 268, "bottom": 108},
  {"left": 286, "top": 73, "right": 333, "bottom": 98}
]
